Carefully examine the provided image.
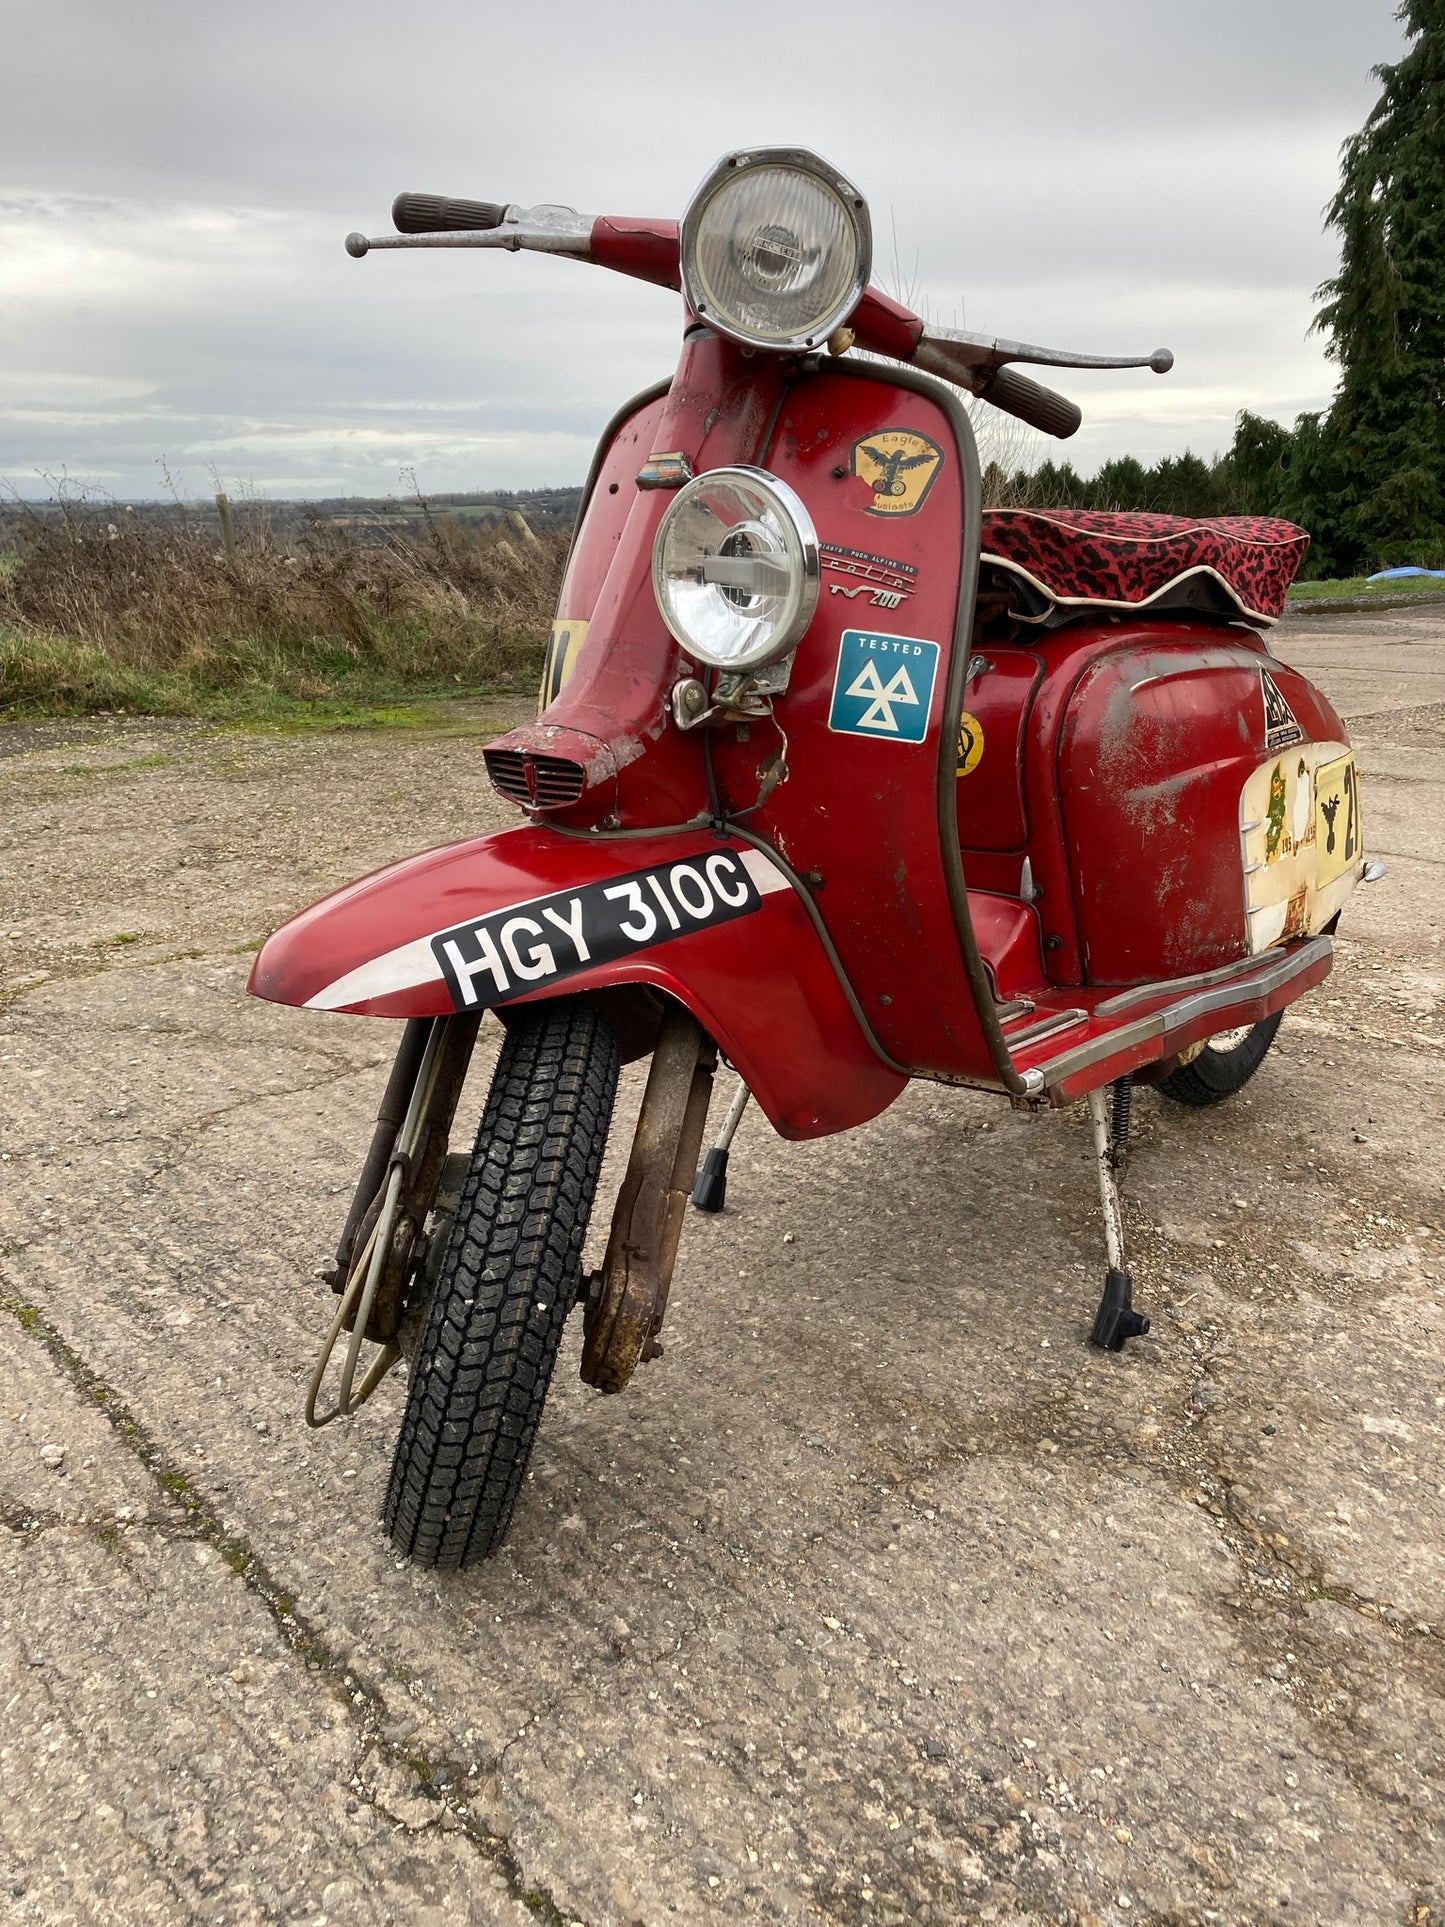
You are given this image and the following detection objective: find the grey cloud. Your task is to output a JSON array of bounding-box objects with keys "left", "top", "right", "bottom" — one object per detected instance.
[{"left": 0, "top": 0, "right": 1407, "bottom": 499}]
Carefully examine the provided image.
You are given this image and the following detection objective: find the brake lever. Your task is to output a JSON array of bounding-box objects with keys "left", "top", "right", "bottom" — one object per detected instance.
[
  {"left": 346, "top": 203, "right": 594, "bottom": 259},
  {"left": 918, "top": 325, "right": 1173, "bottom": 377}
]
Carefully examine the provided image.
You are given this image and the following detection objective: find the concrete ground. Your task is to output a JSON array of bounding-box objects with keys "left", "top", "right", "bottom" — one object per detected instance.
[{"left": 1, "top": 606, "right": 1441, "bottom": 1927}]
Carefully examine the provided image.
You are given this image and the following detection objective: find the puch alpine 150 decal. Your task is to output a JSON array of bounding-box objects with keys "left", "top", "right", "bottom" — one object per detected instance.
[
  {"left": 850, "top": 430, "right": 945, "bottom": 517},
  {"left": 821, "top": 542, "right": 918, "bottom": 611},
  {"left": 828, "top": 629, "right": 941, "bottom": 742},
  {"left": 432, "top": 851, "right": 763, "bottom": 1012}
]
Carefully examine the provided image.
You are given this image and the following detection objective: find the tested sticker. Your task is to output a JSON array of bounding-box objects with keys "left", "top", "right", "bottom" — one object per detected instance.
[{"left": 828, "top": 629, "right": 940, "bottom": 743}]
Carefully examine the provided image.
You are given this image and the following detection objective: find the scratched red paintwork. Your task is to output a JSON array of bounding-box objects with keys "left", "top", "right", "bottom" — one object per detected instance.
[
  {"left": 955, "top": 649, "right": 1041, "bottom": 854},
  {"left": 709, "top": 368, "right": 1001, "bottom": 1079},
  {"left": 1059, "top": 636, "right": 1346, "bottom": 984}
]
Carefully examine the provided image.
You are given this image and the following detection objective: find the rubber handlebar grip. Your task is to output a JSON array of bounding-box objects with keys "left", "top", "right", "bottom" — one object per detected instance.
[
  {"left": 977, "top": 365, "right": 1082, "bottom": 440},
  {"left": 392, "top": 193, "right": 508, "bottom": 234}
]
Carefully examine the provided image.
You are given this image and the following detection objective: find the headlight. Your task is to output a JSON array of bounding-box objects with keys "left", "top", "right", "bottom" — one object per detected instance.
[
  {"left": 652, "top": 466, "right": 820, "bottom": 672},
  {"left": 679, "top": 148, "right": 871, "bottom": 353}
]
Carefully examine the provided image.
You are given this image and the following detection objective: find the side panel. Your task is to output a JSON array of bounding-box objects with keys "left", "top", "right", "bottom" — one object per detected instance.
[
  {"left": 247, "top": 824, "right": 906, "bottom": 1141},
  {"left": 955, "top": 648, "right": 1042, "bottom": 855},
  {"left": 1057, "top": 632, "right": 1352, "bottom": 985}
]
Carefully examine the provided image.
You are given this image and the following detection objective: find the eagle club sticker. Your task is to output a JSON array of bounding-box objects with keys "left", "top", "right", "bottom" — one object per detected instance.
[
  {"left": 828, "top": 629, "right": 941, "bottom": 743},
  {"left": 430, "top": 853, "right": 763, "bottom": 1013},
  {"left": 851, "top": 430, "right": 945, "bottom": 517}
]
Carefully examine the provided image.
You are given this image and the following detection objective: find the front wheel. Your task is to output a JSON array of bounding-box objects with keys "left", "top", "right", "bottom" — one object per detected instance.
[
  {"left": 384, "top": 1001, "right": 620, "bottom": 1568},
  {"left": 1155, "top": 1012, "right": 1283, "bottom": 1108}
]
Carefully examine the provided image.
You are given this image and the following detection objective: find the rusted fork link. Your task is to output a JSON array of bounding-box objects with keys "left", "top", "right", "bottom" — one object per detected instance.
[
  {"left": 582, "top": 1007, "right": 717, "bottom": 1394},
  {"left": 325, "top": 1012, "right": 481, "bottom": 1344},
  {"left": 306, "top": 1011, "right": 481, "bottom": 1426}
]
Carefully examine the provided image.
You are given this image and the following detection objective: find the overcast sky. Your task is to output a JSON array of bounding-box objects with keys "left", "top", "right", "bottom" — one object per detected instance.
[{"left": 0, "top": 0, "right": 1406, "bottom": 501}]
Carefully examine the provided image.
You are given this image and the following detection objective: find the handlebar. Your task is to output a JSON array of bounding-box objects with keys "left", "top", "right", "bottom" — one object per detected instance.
[
  {"left": 392, "top": 192, "right": 508, "bottom": 234},
  {"left": 349, "top": 194, "right": 1171, "bottom": 441}
]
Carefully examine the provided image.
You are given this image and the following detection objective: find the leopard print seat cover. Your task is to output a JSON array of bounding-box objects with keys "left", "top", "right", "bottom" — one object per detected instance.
[{"left": 979, "top": 509, "right": 1309, "bottom": 624}]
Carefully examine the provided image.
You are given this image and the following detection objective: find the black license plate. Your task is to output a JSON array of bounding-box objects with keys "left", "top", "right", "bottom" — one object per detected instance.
[{"left": 431, "top": 850, "right": 763, "bottom": 1012}]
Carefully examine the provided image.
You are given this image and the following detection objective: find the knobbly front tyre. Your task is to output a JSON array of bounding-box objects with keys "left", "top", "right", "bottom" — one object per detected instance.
[
  {"left": 384, "top": 1001, "right": 620, "bottom": 1568},
  {"left": 1155, "top": 1012, "right": 1283, "bottom": 1108}
]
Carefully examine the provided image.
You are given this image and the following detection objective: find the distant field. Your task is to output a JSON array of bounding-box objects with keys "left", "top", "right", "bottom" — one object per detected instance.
[
  {"left": 3, "top": 490, "right": 1439, "bottom": 726},
  {"left": 0, "top": 502, "right": 563, "bottom": 723},
  {"left": 0, "top": 486, "right": 583, "bottom": 553},
  {"left": 1287, "top": 574, "right": 1445, "bottom": 603}
]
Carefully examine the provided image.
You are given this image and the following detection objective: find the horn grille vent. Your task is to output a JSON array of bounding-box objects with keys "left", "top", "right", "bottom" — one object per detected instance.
[{"left": 484, "top": 747, "right": 586, "bottom": 811}]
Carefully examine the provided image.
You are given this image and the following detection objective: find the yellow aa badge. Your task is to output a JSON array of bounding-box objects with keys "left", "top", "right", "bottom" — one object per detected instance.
[
  {"left": 538, "top": 618, "right": 588, "bottom": 713},
  {"left": 956, "top": 711, "right": 985, "bottom": 776},
  {"left": 851, "top": 429, "right": 945, "bottom": 517}
]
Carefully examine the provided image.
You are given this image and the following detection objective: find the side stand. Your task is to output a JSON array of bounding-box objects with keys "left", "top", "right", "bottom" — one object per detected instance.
[
  {"left": 1087, "top": 1081, "right": 1150, "bottom": 1350},
  {"left": 691, "top": 1079, "right": 750, "bottom": 1213}
]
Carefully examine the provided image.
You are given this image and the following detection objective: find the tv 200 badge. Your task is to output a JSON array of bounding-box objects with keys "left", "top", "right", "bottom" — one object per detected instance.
[{"left": 430, "top": 852, "right": 762, "bottom": 1011}]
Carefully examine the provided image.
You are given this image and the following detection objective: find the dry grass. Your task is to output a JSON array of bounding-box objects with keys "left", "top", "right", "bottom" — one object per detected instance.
[{"left": 0, "top": 497, "right": 564, "bottom": 719}]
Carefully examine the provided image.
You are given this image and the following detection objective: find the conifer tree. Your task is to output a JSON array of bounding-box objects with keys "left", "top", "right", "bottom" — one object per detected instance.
[{"left": 1305, "top": 0, "right": 1445, "bottom": 570}]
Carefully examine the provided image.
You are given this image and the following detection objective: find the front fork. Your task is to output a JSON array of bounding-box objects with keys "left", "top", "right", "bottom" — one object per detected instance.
[
  {"left": 307, "top": 1012, "right": 480, "bottom": 1425},
  {"left": 309, "top": 1001, "right": 717, "bottom": 1422},
  {"left": 581, "top": 1006, "right": 716, "bottom": 1393}
]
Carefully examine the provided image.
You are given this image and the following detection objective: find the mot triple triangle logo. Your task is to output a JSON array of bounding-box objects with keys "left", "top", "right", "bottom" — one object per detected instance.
[
  {"left": 828, "top": 629, "right": 941, "bottom": 744},
  {"left": 844, "top": 657, "right": 921, "bottom": 733}
]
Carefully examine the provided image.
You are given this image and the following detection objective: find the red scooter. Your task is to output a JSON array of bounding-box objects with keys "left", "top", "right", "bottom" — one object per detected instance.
[{"left": 251, "top": 149, "right": 1378, "bottom": 1568}]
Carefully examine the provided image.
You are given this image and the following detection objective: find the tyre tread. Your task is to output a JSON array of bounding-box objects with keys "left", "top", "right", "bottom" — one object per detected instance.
[{"left": 383, "top": 1003, "right": 619, "bottom": 1568}]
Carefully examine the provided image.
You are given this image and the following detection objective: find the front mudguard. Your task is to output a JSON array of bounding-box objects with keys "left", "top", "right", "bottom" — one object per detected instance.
[{"left": 248, "top": 823, "right": 905, "bottom": 1141}]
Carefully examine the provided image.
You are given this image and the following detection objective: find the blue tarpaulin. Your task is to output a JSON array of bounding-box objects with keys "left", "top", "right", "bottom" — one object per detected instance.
[{"left": 1367, "top": 566, "right": 1445, "bottom": 580}]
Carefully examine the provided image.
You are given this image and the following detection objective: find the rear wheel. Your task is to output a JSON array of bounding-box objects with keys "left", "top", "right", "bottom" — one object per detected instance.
[
  {"left": 384, "top": 1001, "right": 620, "bottom": 1568},
  {"left": 1155, "top": 1012, "right": 1283, "bottom": 1108}
]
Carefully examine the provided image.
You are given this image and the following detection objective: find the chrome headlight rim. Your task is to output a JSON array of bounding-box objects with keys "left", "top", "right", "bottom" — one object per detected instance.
[
  {"left": 679, "top": 146, "right": 872, "bottom": 354},
  {"left": 652, "top": 464, "right": 821, "bottom": 673}
]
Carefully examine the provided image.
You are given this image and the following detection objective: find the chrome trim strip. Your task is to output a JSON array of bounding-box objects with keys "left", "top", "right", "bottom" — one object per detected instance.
[
  {"left": 1092, "top": 947, "right": 1286, "bottom": 1017},
  {"left": 1004, "top": 1007, "right": 1089, "bottom": 1048},
  {"left": 994, "top": 999, "right": 1035, "bottom": 1024},
  {"left": 1034, "top": 937, "right": 1332, "bottom": 1088}
]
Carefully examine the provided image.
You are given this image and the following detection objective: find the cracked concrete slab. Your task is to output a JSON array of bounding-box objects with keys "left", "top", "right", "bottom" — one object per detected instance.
[{"left": 1, "top": 612, "right": 1442, "bottom": 1924}]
